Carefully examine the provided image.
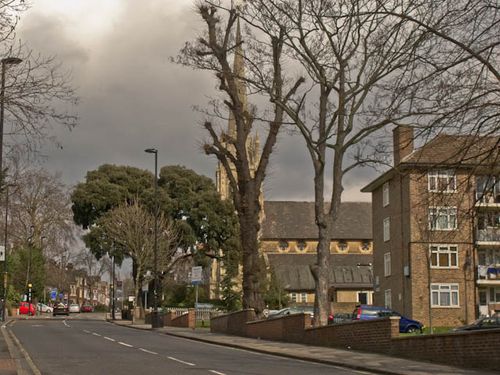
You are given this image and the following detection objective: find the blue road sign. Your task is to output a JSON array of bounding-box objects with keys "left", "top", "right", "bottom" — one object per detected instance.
[{"left": 50, "top": 289, "right": 58, "bottom": 301}]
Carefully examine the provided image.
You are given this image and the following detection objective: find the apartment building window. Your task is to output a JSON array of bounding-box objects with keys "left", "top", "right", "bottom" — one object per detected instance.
[
  {"left": 383, "top": 217, "right": 390, "bottom": 241},
  {"left": 428, "top": 170, "right": 456, "bottom": 192},
  {"left": 431, "top": 284, "right": 459, "bottom": 307},
  {"left": 300, "top": 293, "right": 307, "bottom": 303},
  {"left": 430, "top": 245, "right": 458, "bottom": 268},
  {"left": 383, "top": 182, "right": 390, "bottom": 207},
  {"left": 489, "top": 287, "right": 500, "bottom": 303},
  {"left": 384, "top": 253, "right": 391, "bottom": 277},
  {"left": 429, "top": 207, "right": 457, "bottom": 230},
  {"left": 384, "top": 289, "right": 392, "bottom": 309}
]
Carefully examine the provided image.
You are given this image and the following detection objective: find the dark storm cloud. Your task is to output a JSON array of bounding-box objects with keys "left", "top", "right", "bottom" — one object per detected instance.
[{"left": 17, "top": 1, "right": 374, "bottom": 201}]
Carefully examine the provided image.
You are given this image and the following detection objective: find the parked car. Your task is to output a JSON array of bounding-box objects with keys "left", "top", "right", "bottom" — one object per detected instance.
[
  {"left": 452, "top": 314, "right": 500, "bottom": 331},
  {"left": 53, "top": 303, "right": 69, "bottom": 316},
  {"left": 19, "top": 302, "right": 36, "bottom": 316},
  {"left": 352, "top": 305, "right": 423, "bottom": 333},
  {"left": 328, "top": 312, "right": 353, "bottom": 325},
  {"left": 37, "top": 303, "right": 53, "bottom": 313},
  {"left": 81, "top": 304, "right": 94, "bottom": 313},
  {"left": 268, "top": 306, "right": 314, "bottom": 319},
  {"left": 69, "top": 303, "right": 81, "bottom": 313}
]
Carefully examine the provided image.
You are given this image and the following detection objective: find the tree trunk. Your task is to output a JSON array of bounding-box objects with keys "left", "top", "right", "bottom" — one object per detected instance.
[{"left": 239, "top": 191, "right": 265, "bottom": 315}]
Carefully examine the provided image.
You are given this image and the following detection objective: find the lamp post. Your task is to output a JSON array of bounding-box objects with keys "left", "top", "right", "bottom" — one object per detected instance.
[
  {"left": 0, "top": 57, "right": 21, "bottom": 321},
  {"left": 145, "top": 147, "right": 160, "bottom": 328}
]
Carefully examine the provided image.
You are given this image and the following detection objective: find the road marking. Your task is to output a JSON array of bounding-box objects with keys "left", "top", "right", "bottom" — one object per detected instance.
[
  {"left": 167, "top": 356, "right": 195, "bottom": 366},
  {"left": 118, "top": 341, "right": 133, "bottom": 348},
  {"left": 209, "top": 371, "right": 226, "bottom": 375},
  {"left": 92, "top": 332, "right": 101, "bottom": 337},
  {"left": 139, "top": 348, "right": 157, "bottom": 355},
  {"left": 104, "top": 336, "right": 115, "bottom": 342},
  {"left": 83, "top": 329, "right": 91, "bottom": 334},
  {"left": 62, "top": 320, "right": 70, "bottom": 327}
]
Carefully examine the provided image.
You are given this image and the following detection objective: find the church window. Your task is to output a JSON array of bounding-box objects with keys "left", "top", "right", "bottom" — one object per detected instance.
[
  {"left": 337, "top": 240, "right": 348, "bottom": 252},
  {"left": 278, "top": 240, "right": 289, "bottom": 251}
]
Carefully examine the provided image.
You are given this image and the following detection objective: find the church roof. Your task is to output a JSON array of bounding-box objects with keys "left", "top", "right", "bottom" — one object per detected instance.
[
  {"left": 267, "top": 254, "right": 372, "bottom": 291},
  {"left": 261, "top": 201, "right": 372, "bottom": 240}
]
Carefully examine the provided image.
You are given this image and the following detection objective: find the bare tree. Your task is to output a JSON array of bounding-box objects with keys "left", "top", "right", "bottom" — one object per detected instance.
[
  {"left": 236, "top": 0, "right": 498, "bottom": 325},
  {"left": 100, "top": 200, "right": 179, "bottom": 319},
  {"left": 176, "top": 2, "right": 302, "bottom": 314}
]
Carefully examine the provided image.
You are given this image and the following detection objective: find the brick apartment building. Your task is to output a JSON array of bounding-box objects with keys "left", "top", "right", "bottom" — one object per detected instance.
[{"left": 362, "top": 126, "right": 500, "bottom": 327}]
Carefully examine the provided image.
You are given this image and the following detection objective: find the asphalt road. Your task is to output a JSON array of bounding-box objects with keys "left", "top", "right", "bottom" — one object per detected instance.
[{"left": 9, "top": 317, "right": 374, "bottom": 375}]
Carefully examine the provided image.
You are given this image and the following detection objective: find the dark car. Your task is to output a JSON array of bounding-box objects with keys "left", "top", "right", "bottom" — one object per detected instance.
[
  {"left": 452, "top": 314, "right": 500, "bottom": 332},
  {"left": 352, "top": 305, "right": 423, "bottom": 333},
  {"left": 52, "top": 303, "right": 69, "bottom": 316}
]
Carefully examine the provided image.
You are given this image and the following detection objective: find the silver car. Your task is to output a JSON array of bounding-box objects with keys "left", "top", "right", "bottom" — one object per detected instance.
[{"left": 69, "top": 303, "right": 81, "bottom": 313}]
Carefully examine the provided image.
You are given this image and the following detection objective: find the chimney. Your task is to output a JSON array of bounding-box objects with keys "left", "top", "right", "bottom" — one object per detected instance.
[{"left": 393, "top": 126, "right": 414, "bottom": 166}]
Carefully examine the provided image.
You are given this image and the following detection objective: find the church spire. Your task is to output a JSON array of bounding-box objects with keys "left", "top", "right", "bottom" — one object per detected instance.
[{"left": 227, "top": 14, "right": 247, "bottom": 137}]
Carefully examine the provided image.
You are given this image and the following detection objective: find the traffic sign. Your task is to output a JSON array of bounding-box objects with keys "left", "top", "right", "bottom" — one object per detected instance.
[
  {"left": 191, "top": 266, "right": 202, "bottom": 284},
  {"left": 50, "top": 289, "right": 57, "bottom": 301}
]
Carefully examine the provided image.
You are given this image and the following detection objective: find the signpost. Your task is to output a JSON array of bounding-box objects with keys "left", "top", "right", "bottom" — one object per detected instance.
[
  {"left": 50, "top": 289, "right": 57, "bottom": 301},
  {"left": 191, "top": 266, "right": 202, "bottom": 329}
]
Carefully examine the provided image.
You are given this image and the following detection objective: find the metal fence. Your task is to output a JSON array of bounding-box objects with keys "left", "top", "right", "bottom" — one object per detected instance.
[{"left": 163, "top": 307, "right": 224, "bottom": 321}]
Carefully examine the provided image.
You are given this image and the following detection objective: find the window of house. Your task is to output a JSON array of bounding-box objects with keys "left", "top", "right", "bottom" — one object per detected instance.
[
  {"left": 384, "top": 289, "right": 392, "bottom": 309},
  {"left": 429, "top": 207, "right": 457, "bottom": 230},
  {"left": 383, "top": 217, "right": 390, "bottom": 241},
  {"left": 383, "top": 182, "right": 390, "bottom": 207},
  {"left": 278, "top": 240, "right": 289, "bottom": 251},
  {"left": 431, "top": 284, "right": 459, "bottom": 307},
  {"left": 489, "top": 287, "right": 500, "bottom": 303},
  {"left": 358, "top": 292, "right": 368, "bottom": 305},
  {"left": 476, "top": 176, "right": 500, "bottom": 203},
  {"left": 430, "top": 245, "right": 458, "bottom": 268},
  {"left": 290, "top": 293, "right": 297, "bottom": 303},
  {"left": 300, "top": 293, "right": 307, "bottom": 303},
  {"left": 384, "top": 253, "right": 391, "bottom": 277},
  {"left": 428, "top": 170, "right": 457, "bottom": 192},
  {"left": 478, "top": 249, "right": 500, "bottom": 265}
]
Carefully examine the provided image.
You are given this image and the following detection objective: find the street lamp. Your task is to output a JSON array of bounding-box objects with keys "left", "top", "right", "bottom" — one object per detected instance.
[
  {"left": 0, "top": 56, "right": 21, "bottom": 321},
  {"left": 145, "top": 147, "right": 160, "bottom": 328}
]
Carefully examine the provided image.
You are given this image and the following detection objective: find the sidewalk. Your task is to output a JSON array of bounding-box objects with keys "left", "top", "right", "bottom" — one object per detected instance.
[{"left": 110, "top": 320, "right": 494, "bottom": 375}]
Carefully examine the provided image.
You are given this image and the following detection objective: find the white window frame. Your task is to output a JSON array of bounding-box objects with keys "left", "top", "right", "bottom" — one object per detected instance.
[
  {"left": 290, "top": 292, "right": 297, "bottom": 303},
  {"left": 300, "top": 292, "right": 307, "bottom": 303},
  {"left": 431, "top": 283, "right": 460, "bottom": 308},
  {"left": 384, "top": 252, "right": 391, "bottom": 277},
  {"left": 428, "top": 170, "right": 457, "bottom": 193},
  {"left": 430, "top": 244, "right": 459, "bottom": 269},
  {"left": 383, "top": 182, "right": 390, "bottom": 207},
  {"left": 429, "top": 207, "right": 457, "bottom": 230},
  {"left": 384, "top": 289, "right": 392, "bottom": 309},
  {"left": 383, "top": 217, "right": 390, "bottom": 241}
]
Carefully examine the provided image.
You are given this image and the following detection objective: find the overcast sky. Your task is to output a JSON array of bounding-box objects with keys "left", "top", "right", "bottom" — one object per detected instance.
[{"left": 17, "top": 0, "right": 374, "bottom": 202}]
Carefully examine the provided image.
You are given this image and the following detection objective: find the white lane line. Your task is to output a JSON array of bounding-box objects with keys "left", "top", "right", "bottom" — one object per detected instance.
[
  {"left": 139, "top": 348, "right": 158, "bottom": 355},
  {"left": 118, "top": 341, "right": 133, "bottom": 348},
  {"left": 92, "top": 332, "right": 101, "bottom": 337},
  {"left": 62, "top": 320, "right": 70, "bottom": 327},
  {"left": 83, "top": 330, "right": 91, "bottom": 334},
  {"left": 104, "top": 336, "right": 115, "bottom": 342},
  {"left": 167, "top": 356, "right": 195, "bottom": 366},
  {"left": 209, "top": 370, "right": 226, "bottom": 375}
]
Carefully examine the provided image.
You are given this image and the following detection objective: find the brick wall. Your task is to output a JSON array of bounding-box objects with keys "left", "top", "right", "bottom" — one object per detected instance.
[
  {"left": 169, "top": 309, "right": 195, "bottom": 329},
  {"left": 390, "top": 329, "right": 500, "bottom": 371},
  {"left": 210, "top": 309, "right": 256, "bottom": 336},
  {"left": 303, "top": 317, "right": 400, "bottom": 352},
  {"left": 246, "top": 314, "right": 312, "bottom": 342}
]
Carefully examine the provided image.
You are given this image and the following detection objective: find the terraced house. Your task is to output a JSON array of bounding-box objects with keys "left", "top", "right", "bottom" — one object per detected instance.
[{"left": 362, "top": 126, "right": 500, "bottom": 327}]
